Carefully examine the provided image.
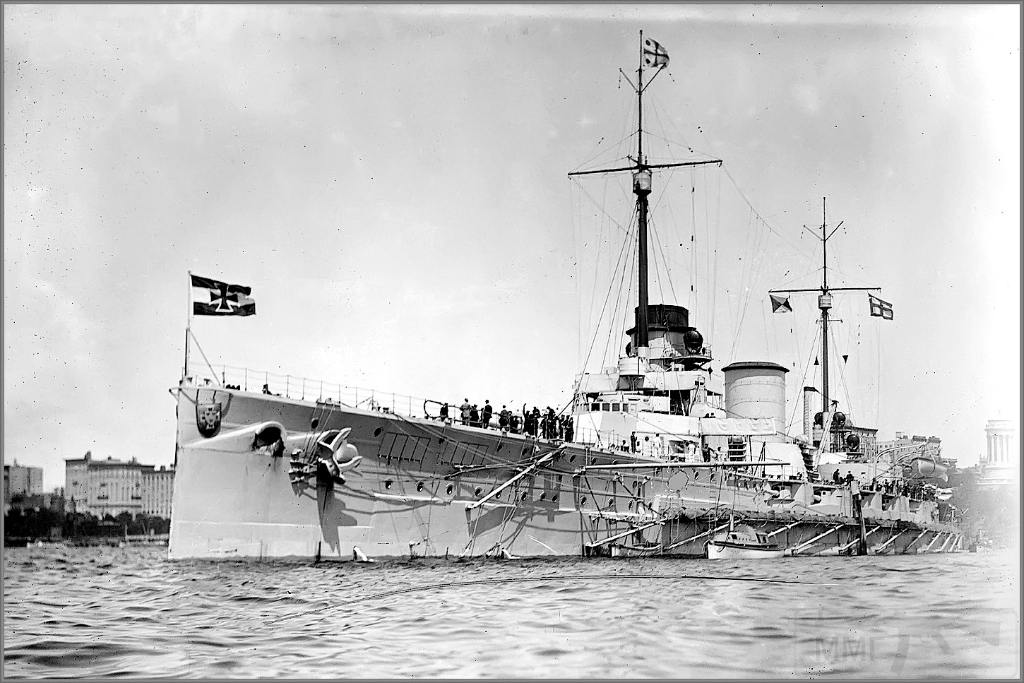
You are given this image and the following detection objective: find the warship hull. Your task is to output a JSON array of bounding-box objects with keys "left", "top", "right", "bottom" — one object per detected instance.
[{"left": 169, "top": 384, "right": 963, "bottom": 561}]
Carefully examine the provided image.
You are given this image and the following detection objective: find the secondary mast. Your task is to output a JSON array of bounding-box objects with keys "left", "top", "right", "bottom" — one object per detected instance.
[{"left": 769, "top": 197, "right": 881, "bottom": 433}]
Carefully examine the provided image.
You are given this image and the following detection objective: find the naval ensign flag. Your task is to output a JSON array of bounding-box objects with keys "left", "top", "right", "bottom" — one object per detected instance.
[
  {"left": 868, "top": 294, "right": 893, "bottom": 320},
  {"left": 190, "top": 274, "right": 256, "bottom": 316}
]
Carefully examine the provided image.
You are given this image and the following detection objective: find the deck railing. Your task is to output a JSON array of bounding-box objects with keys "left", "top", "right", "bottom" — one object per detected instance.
[{"left": 183, "top": 364, "right": 437, "bottom": 419}]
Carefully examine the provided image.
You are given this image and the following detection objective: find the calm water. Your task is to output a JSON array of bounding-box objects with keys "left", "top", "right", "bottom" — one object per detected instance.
[{"left": 3, "top": 545, "right": 1019, "bottom": 678}]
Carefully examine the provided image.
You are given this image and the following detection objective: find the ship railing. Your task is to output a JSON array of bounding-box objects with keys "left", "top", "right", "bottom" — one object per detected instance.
[{"left": 182, "top": 364, "right": 438, "bottom": 420}]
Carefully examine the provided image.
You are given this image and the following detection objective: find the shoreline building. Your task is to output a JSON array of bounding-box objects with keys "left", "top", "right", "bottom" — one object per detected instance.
[
  {"left": 4, "top": 461, "right": 44, "bottom": 510},
  {"left": 142, "top": 465, "right": 174, "bottom": 518},
  {"left": 978, "top": 419, "right": 1017, "bottom": 490},
  {"left": 64, "top": 452, "right": 174, "bottom": 518}
]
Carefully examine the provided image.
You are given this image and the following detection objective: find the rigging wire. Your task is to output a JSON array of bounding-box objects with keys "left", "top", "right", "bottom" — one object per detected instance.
[
  {"left": 829, "top": 316, "right": 855, "bottom": 425},
  {"left": 729, "top": 209, "right": 768, "bottom": 360},
  {"left": 720, "top": 165, "right": 819, "bottom": 265},
  {"left": 602, "top": 216, "right": 637, "bottom": 368},
  {"left": 570, "top": 177, "right": 634, "bottom": 238},
  {"left": 689, "top": 167, "right": 698, "bottom": 313},
  {"left": 608, "top": 227, "right": 639, "bottom": 366},
  {"left": 574, "top": 208, "right": 637, "bottom": 385},
  {"left": 786, "top": 321, "right": 821, "bottom": 434},
  {"left": 647, "top": 213, "right": 679, "bottom": 305},
  {"left": 579, "top": 222, "right": 631, "bottom": 380},
  {"left": 649, "top": 220, "right": 667, "bottom": 307},
  {"left": 709, "top": 166, "right": 721, "bottom": 350}
]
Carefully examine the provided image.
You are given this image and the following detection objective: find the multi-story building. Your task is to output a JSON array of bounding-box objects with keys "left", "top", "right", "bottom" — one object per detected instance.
[
  {"left": 4, "top": 461, "right": 44, "bottom": 504},
  {"left": 64, "top": 452, "right": 174, "bottom": 518},
  {"left": 141, "top": 466, "right": 174, "bottom": 518}
]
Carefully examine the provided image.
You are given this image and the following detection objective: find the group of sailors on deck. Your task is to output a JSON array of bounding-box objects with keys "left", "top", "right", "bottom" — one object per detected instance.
[
  {"left": 436, "top": 400, "right": 574, "bottom": 441},
  {"left": 830, "top": 468, "right": 939, "bottom": 501}
]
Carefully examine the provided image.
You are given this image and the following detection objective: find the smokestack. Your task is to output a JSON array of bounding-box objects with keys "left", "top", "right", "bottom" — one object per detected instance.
[{"left": 803, "top": 386, "right": 818, "bottom": 437}]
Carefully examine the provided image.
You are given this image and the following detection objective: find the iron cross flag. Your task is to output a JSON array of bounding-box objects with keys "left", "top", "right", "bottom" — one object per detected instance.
[
  {"left": 191, "top": 274, "right": 256, "bottom": 316},
  {"left": 643, "top": 37, "right": 669, "bottom": 68},
  {"left": 868, "top": 294, "right": 893, "bottom": 320}
]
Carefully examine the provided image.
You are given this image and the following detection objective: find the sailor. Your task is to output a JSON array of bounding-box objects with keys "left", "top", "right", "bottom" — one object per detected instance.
[
  {"left": 563, "top": 416, "right": 574, "bottom": 442},
  {"left": 630, "top": 432, "right": 638, "bottom": 454},
  {"left": 510, "top": 413, "right": 521, "bottom": 434},
  {"left": 482, "top": 400, "right": 493, "bottom": 428},
  {"left": 262, "top": 383, "right": 271, "bottom": 395},
  {"left": 498, "top": 406, "right": 510, "bottom": 431},
  {"left": 460, "top": 399, "right": 471, "bottom": 425},
  {"left": 470, "top": 404, "right": 480, "bottom": 428},
  {"left": 844, "top": 471, "right": 854, "bottom": 486},
  {"left": 831, "top": 469, "right": 841, "bottom": 485},
  {"left": 530, "top": 407, "right": 541, "bottom": 437},
  {"left": 440, "top": 402, "right": 450, "bottom": 422}
]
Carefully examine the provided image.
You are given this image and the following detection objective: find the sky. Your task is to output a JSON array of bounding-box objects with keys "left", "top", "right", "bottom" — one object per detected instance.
[{"left": 4, "top": 4, "right": 1019, "bottom": 490}]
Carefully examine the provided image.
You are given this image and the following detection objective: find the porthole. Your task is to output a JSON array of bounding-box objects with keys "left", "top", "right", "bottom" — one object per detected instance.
[
  {"left": 475, "top": 487, "right": 483, "bottom": 496},
  {"left": 373, "top": 427, "right": 383, "bottom": 437},
  {"left": 521, "top": 492, "right": 528, "bottom": 501},
  {"left": 310, "top": 418, "right": 319, "bottom": 430},
  {"left": 416, "top": 482, "right": 424, "bottom": 492},
  {"left": 580, "top": 496, "right": 587, "bottom": 506},
  {"left": 496, "top": 444, "right": 503, "bottom": 452},
  {"left": 552, "top": 494, "right": 559, "bottom": 503},
  {"left": 384, "top": 480, "right": 393, "bottom": 489},
  {"left": 446, "top": 484, "right": 454, "bottom": 495},
  {"left": 539, "top": 492, "right": 546, "bottom": 501},
  {"left": 569, "top": 454, "right": 576, "bottom": 463},
  {"left": 438, "top": 437, "right": 445, "bottom": 444}
]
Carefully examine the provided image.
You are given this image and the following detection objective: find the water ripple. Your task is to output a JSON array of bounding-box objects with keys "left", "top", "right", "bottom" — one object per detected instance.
[{"left": 2, "top": 545, "right": 1018, "bottom": 678}]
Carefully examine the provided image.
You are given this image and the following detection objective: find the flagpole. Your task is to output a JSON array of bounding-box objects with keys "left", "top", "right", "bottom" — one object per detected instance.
[{"left": 185, "top": 270, "right": 192, "bottom": 381}]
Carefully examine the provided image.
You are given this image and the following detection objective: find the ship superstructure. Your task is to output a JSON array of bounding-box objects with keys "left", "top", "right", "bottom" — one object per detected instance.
[{"left": 168, "top": 33, "right": 964, "bottom": 562}]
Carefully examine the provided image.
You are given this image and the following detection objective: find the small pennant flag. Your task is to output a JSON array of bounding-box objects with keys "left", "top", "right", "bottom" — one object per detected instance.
[
  {"left": 643, "top": 38, "right": 670, "bottom": 69},
  {"left": 191, "top": 274, "right": 256, "bottom": 316},
  {"left": 868, "top": 294, "right": 893, "bottom": 320},
  {"left": 769, "top": 293, "right": 793, "bottom": 313}
]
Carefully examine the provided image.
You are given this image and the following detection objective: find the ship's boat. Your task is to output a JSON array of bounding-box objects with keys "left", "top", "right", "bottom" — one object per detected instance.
[
  {"left": 168, "top": 33, "right": 964, "bottom": 562},
  {"left": 705, "top": 519, "right": 784, "bottom": 560}
]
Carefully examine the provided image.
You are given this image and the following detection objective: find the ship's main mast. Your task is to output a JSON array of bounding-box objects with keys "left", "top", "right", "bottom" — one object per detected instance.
[
  {"left": 635, "top": 30, "right": 651, "bottom": 349},
  {"left": 569, "top": 31, "right": 720, "bottom": 357}
]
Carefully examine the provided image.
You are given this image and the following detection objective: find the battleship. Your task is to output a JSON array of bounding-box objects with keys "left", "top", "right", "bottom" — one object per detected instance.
[{"left": 168, "top": 34, "right": 964, "bottom": 562}]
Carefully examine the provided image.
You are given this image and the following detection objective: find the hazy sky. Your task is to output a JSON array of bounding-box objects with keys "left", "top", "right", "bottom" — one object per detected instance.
[{"left": 5, "top": 4, "right": 1019, "bottom": 489}]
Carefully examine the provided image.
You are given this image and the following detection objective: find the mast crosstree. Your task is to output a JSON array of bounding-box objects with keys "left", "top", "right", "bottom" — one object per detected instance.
[{"left": 568, "top": 31, "right": 721, "bottom": 354}]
